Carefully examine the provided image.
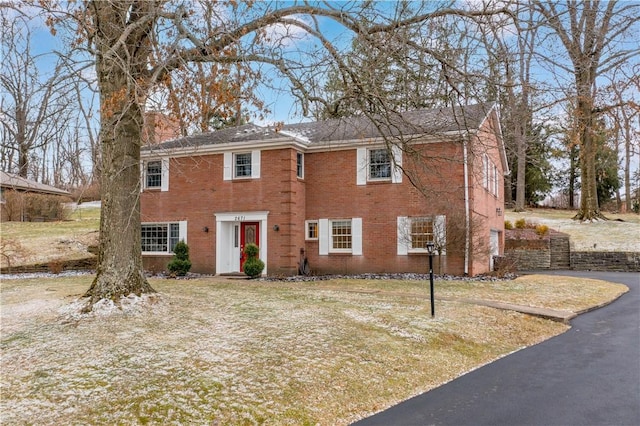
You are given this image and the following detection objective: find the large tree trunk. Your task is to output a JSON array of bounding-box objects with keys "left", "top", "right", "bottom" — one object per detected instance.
[
  {"left": 84, "top": 1, "right": 156, "bottom": 305},
  {"left": 84, "top": 66, "right": 155, "bottom": 305},
  {"left": 574, "top": 96, "right": 605, "bottom": 221}
]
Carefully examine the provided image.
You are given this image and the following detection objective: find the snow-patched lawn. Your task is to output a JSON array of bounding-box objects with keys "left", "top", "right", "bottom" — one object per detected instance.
[{"left": 0, "top": 275, "right": 626, "bottom": 425}]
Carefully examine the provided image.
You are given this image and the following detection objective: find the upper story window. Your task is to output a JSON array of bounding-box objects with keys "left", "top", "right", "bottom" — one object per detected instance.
[
  {"left": 146, "top": 161, "right": 162, "bottom": 188},
  {"left": 234, "top": 153, "right": 252, "bottom": 178},
  {"left": 141, "top": 221, "right": 186, "bottom": 254},
  {"left": 369, "top": 149, "right": 391, "bottom": 180},
  {"left": 224, "top": 151, "right": 261, "bottom": 180},
  {"left": 482, "top": 154, "right": 499, "bottom": 196},
  {"left": 297, "top": 152, "right": 304, "bottom": 178},
  {"left": 142, "top": 158, "right": 169, "bottom": 191},
  {"left": 483, "top": 154, "right": 489, "bottom": 190},
  {"left": 356, "top": 145, "right": 402, "bottom": 185}
]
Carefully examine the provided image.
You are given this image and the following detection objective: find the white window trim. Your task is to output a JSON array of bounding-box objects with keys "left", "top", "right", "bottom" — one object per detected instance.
[
  {"left": 297, "top": 152, "right": 304, "bottom": 179},
  {"left": 367, "top": 148, "right": 392, "bottom": 182},
  {"left": 224, "top": 150, "right": 261, "bottom": 180},
  {"left": 483, "top": 154, "right": 489, "bottom": 189},
  {"left": 397, "top": 215, "right": 446, "bottom": 255},
  {"left": 319, "top": 218, "right": 362, "bottom": 255},
  {"left": 329, "top": 219, "right": 352, "bottom": 253},
  {"left": 142, "top": 158, "right": 169, "bottom": 192},
  {"left": 141, "top": 220, "right": 187, "bottom": 255},
  {"left": 356, "top": 146, "right": 402, "bottom": 185},
  {"left": 305, "top": 220, "right": 318, "bottom": 240}
]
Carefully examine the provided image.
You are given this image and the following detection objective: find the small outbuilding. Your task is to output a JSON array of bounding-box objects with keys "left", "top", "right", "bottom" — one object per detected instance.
[{"left": 0, "top": 171, "right": 71, "bottom": 222}]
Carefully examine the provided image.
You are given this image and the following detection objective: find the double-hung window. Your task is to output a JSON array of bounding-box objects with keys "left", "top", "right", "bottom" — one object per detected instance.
[
  {"left": 141, "top": 221, "right": 186, "bottom": 254},
  {"left": 410, "top": 217, "right": 434, "bottom": 250},
  {"left": 369, "top": 149, "right": 391, "bottom": 180},
  {"left": 356, "top": 146, "right": 402, "bottom": 185},
  {"left": 297, "top": 152, "right": 304, "bottom": 178},
  {"left": 146, "top": 161, "right": 162, "bottom": 188},
  {"left": 224, "top": 151, "right": 261, "bottom": 180},
  {"left": 234, "top": 153, "right": 252, "bottom": 178},
  {"left": 331, "top": 220, "right": 352, "bottom": 251},
  {"left": 143, "top": 158, "right": 169, "bottom": 191},
  {"left": 318, "top": 218, "right": 362, "bottom": 255},
  {"left": 397, "top": 216, "right": 446, "bottom": 255}
]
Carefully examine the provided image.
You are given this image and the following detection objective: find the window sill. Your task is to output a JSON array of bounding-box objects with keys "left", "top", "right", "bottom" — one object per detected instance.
[{"left": 142, "top": 252, "right": 174, "bottom": 256}]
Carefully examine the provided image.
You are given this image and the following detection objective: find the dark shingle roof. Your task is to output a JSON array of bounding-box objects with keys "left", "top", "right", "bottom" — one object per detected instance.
[
  {"left": 144, "top": 103, "right": 495, "bottom": 151},
  {"left": 0, "top": 171, "right": 70, "bottom": 196}
]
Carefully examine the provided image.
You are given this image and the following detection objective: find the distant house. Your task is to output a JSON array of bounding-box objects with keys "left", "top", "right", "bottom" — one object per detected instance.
[
  {"left": 140, "top": 103, "right": 508, "bottom": 276},
  {"left": 0, "top": 171, "right": 70, "bottom": 222}
]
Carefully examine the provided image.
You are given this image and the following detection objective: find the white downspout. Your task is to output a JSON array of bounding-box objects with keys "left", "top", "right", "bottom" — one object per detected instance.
[{"left": 463, "top": 140, "right": 470, "bottom": 276}]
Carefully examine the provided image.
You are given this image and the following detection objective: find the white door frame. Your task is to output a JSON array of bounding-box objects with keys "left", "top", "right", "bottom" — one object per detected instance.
[
  {"left": 215, "top": 211, "right": 269, "bottom": 274},
  {"left": 489, "top": 229, "right": 500, "bottom": 271}
]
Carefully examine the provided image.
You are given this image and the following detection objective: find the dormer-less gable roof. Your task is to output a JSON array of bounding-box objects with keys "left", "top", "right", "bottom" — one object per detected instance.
[
  {"left": 0, "top": 171, "right": 70, "bottom": 196},
  {"left": 142, "top": 102, "right": 499, "bottom": 156}
]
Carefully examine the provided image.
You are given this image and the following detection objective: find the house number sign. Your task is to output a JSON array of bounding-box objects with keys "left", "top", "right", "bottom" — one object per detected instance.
[{"left": 234, "top": 216, "right": 246, "bottom": 221}]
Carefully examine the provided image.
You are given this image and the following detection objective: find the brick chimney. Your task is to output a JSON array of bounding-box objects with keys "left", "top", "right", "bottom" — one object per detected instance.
[{"left": 143, "top": 112, "right": 182, "bottom": 145}]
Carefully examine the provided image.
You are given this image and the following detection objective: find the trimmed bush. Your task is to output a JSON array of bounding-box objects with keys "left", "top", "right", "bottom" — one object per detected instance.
[
  {"left": 167, "top": 241, "right": 192, "bottom": 276},
  {"left": 535, "top": 224, "right": 549, "bottom": 236},
  {"left": 514, "top": 218, "right": 527, "bottom": 229},
  {"left": 504, "top": 220, "right": 513, "bottom": 230},
  {"left": 243, "top": 243, "right": 264, "bottom": 278}
]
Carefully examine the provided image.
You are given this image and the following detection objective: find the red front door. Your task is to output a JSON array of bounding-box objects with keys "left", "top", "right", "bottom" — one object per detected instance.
[{"left": 240, "top": 222, "right": 259, "bottom": 272}]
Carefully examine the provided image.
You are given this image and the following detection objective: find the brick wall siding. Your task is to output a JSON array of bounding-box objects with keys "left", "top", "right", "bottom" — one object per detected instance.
[{"left": 141, "top": 119, "right": 507, "bottom": 277}]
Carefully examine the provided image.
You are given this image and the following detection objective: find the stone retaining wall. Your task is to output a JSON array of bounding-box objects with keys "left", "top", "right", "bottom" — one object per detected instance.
[
  {"left": 571, "top": 251, "right": 640, "bottom": 272},
  {"left": 504, "top": 229, "right": 640, "bottom": 272},
  {"left": 0, "top": 257, "right": 96, "bottom": 275},
  {"left": 504, "top": 230, "right": 552, "bottom": 270}
]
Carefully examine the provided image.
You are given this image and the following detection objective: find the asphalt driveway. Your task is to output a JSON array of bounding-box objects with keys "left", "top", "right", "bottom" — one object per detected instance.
[{"left": 354, "top": 271, "right": 640, "bottom": 426}]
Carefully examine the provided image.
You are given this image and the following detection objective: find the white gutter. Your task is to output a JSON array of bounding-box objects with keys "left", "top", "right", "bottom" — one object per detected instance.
[
  {"left": 463, "top": 139, "right": 470, "bottom": 276},
  {"left": 140, "top": 130, "right": 469, "bottom": 159}
]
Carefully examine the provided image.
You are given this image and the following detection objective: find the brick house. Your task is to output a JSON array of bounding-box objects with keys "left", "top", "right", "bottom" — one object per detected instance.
[{"left": 140, "top": 103, "right": 508, "bottom": 276}]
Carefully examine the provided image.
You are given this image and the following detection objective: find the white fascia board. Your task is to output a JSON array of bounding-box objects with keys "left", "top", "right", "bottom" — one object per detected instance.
[
  {"left": 303, "top": 131, "right": 467, "bottom": 153},
  {"left": 140, "top": 130, "right": 468, "bottom": 159},
  {"left": 140, "top": 137, "right": 309, "bottom": 160}
]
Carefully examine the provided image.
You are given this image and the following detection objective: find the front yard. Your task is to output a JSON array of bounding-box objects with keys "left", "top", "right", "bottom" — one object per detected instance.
[{"left": 0, "top": 274, "right": 627, "bottom": 425}]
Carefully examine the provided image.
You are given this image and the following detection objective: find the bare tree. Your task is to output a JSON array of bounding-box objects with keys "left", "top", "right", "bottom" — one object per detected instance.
[
  {"left": 34, "top": 0, "right": 512, "bottom": 307},
  {"left": 532, "top": 0, "right": 640, "bottom": 220},
  {"left": 481, "top": 2, "right": 540, "bottom": 212},
  {"left": 0, "top": 10, "right": 75, "bottom": 179},
  {"left": 601, "top": 69, "right": 640, "bottom": 213}
]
